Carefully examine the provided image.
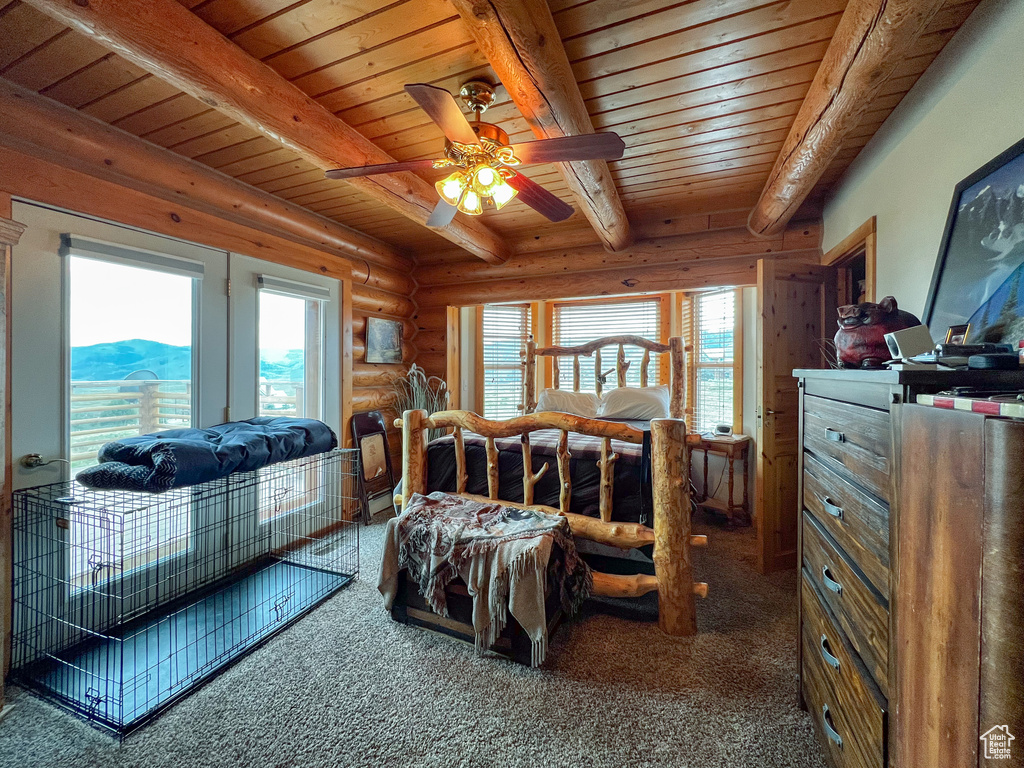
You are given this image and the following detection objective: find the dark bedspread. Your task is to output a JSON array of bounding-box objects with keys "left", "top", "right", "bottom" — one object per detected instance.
[
  {"left": 76, "top": 417, "right": 338, "bottom": 492},
  {"left": 426, "top": 419, "right": 653, "bottom": 523}
]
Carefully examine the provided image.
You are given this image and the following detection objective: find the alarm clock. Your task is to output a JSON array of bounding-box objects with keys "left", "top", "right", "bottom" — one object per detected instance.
[{"left": 713, "top": 424, "right": 733, "bottom": 436}]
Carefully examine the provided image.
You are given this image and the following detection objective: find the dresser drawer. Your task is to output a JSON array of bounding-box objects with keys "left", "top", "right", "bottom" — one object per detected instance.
[
  {"left": 804, "top": 453, "right": 890, "bottom": 599},
  {"left": 802, "top": 512, "right": 889, "bottom": 696},
  {"left": 803, "top": 396, "right": 892, "bottom": 501},
  {"left": 802, "top": 572, "right": 887, "bottom": 768}
]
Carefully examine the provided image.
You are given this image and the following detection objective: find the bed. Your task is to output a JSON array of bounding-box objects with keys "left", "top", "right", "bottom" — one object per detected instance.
[
  {"left": 427, "top": 334, "right": 685, "bottom": 525},
  {"left": 395, "top": 335, "right": 708, "bottom": 636}
]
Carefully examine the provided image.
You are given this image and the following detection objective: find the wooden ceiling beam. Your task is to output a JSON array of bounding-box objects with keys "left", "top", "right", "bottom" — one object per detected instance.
[
  {"left": 0, "top": 77, "right": 414, "bottom": 281},
  {"left": 747, "top": 0, "right": 947, "bottom": 237},
  {"left": 415, "top": 251, "right": 820, "bottom": 308},
  {"left": 415, "top": 220, "right": 821, "bottom": 286},
  {"left": 449, "top": 0, "right": 632, "bottom": 252},
  {"left": 23, "top": 0, "right": 512, "bottom": 264}
]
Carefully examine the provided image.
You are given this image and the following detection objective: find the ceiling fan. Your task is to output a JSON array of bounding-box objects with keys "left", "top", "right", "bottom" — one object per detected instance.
[{"left": 324, "top": 81, "right": 625, "bottom": 228}]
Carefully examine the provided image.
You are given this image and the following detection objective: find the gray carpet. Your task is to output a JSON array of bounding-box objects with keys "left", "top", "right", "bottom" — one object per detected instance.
[{"left": 0, "top": 516, "right": 827, "bottom": 768}]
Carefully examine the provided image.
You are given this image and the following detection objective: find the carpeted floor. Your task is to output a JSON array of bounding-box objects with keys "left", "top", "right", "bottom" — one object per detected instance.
[{"left": 0, "top": 515, "right": 827, "bottom": 768}]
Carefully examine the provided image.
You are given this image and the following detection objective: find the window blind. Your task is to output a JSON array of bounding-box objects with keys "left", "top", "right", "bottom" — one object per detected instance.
[
  {"left": 481, "top": 303, "right": 531, "bottom": 420},
  {"left": 552, "top": 297, "right": 662, "bottom": 391},
  {"left": 60, "top": 234, "right": 205, "bottom": 279},
  {"left": 257, "top": 274, "right": 332, "bottom": 301},
  {"left": 692, "top": 290, "right": 737, "bottom": 434}
]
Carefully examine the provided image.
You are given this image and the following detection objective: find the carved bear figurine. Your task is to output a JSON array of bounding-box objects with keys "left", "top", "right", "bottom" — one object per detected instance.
[{"left": 834, "top": 296, "right": 922, "bottom": 368}]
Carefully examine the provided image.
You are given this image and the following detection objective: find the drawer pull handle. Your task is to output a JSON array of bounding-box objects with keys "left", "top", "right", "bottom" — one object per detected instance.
[
  {"left": 822, "top": 705, "right": 843, "bottom": 749},
  {"left": 825, "top": 428, "right": 845, "bottom": 442},
  {"left": 822, "top": 565, "right": 843, "bottom": 595},
  {"left": 820, "top": 634, "right": 840, "bottom": 670},
  {"left": 821, "top": 495, "right": 844, "bottom": 520}
]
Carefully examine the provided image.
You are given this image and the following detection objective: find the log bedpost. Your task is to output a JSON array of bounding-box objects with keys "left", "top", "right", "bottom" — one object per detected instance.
[
  {"left": 640, "top": 348, "right": 651, "bottom": 388},
  {"left": 594, "top": 349, "right": 603, "bottom": 398},
  {"left": 556, "top": 429, "right": 572, "bottom": 514},
  {"left": 485, "top": 437, "right": 500, "bottom": 500},
  {"left": 669, "top": 337, "right": 686, "bottom": 420},
  {"left": 453, "top": 426, "right": 468, "bottom": 494},
  {"left": 572, "top": 355, "right": 581, "bottom": 392},
  {"left": 523, "top": 336, "right": 537, "bottom": 413},
  {"left": 552, "top": 356, "right": 561, "bottom": 389},
  {"left": 597, "top": 437, "right": 618, "bottom": 523},
  {"left": 651, "top": 417, "right": 702, "bottom": 635},
  {"left": 401, "top": 409, "right": 429, "bottom": 510}
]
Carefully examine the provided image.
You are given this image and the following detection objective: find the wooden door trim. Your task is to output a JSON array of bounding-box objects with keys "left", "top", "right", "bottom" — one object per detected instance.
[
  {"left": 0, "top": 192, "right": 20, "bottom": 707},
  {"left": 473, "top": 306, "right": 484, "bottom": 414},
  {"left": 822, "top": 216, "right": 876, "bottom": 303},
  {"left": 445, "top": 306, "right": 461, "bottom": 411}
]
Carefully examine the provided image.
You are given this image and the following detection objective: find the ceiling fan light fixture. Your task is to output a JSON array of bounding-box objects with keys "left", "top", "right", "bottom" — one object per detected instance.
[
  {"left": 471, "top": 163, "right": 502, "bottom": 195},
  {"left": 491, "top": 180, "right": 518, "bottom": 210},
  {"left": 458, "top": 189, "right": 483, "bottom": 215},
  {"left": 436, "top": 170, "right": 468, "bottom": 206}
]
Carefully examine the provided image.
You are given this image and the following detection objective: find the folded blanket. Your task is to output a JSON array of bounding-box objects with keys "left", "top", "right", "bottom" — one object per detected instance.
[
  {"left": 378, "top": 492, "right": 591, "bottom": 666},
  {"left": 76, "top": 417, "right": 338, "bottom": 492}
]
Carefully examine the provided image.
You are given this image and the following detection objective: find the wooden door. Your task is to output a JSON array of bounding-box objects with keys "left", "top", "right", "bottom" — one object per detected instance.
[{"left": 756, "top": 259, "right": 835, "bottom": 573}]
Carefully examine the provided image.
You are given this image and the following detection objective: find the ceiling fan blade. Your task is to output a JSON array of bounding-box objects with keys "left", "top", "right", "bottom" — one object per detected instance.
[
  {"left": 426, "top": 199, "right": 458, "bottom": 228},
  {"left": 504, "top": 173, "right": 575, "bottom": 222},
  {"left": 511, "top": 133, "right": 625, "bottom": 164},
  {"left": 405, "top": 83, "right": 480, "bottom": 146},
  {"left": 324, "top": 159, "right": 437, "bottom": 179}
]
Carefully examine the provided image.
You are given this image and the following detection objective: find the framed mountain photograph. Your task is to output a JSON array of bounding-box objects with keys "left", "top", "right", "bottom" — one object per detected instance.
[{"left": 924, "top": 136, "right": 1024, "bottom": 343}]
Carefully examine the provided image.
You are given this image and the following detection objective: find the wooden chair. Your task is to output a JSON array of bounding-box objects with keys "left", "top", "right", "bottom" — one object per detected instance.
[{"left": 350, "top": 410, "right": 396, "bottom": 524}]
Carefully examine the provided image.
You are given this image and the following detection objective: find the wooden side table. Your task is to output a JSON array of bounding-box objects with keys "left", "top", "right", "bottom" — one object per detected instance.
[{"left": 689, "top": 433, "right": 751, "bottom": 524}]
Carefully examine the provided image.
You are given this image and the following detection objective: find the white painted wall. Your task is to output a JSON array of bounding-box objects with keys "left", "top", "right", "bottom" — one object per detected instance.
[{"left": 823, "top": 0, "right": 1024, "bottom": 319}]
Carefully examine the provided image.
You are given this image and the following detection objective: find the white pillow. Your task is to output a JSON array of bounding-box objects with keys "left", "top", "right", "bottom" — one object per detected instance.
[
  {"left": 535, "top": 388, "right": 601, "bottom": 418},
  {"left": 597, "top": 386, "right": 670, "bottom": 419}
]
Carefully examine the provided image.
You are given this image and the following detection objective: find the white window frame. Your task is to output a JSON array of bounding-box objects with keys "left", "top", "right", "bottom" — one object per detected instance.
[{"left": 689, "top": 288, "right": 742, "bottom": 435}]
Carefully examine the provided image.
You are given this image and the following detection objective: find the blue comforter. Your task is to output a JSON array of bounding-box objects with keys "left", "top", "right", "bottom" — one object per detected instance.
[{"left": 76, "top": 417, "right": 338, "bottom": 492}]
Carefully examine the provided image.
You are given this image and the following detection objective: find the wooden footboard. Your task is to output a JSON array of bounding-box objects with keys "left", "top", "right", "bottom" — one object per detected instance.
[{"left": 394, "top": 409, "right": 708, "bottom": 636}]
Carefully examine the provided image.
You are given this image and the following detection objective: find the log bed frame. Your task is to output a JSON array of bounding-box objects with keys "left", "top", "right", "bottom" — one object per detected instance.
[
  {"left": 395, "top": 408, "right": 707, "bottom": 636},
  {"left": 522, "top": 334, "right": 686, "bottom": 419}
]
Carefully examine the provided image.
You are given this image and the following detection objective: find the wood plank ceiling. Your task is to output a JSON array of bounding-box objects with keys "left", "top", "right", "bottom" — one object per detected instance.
[{"left": 0, "top": 0, "right": 979, "bottom": 261}]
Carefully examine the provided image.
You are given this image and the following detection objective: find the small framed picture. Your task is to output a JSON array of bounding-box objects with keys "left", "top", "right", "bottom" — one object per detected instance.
[
  {"left": 945, "top": 323, "right": 971, "bottom": 345},
  {"left": 365, "top": 316, "right": 403, "bottom": 364}
]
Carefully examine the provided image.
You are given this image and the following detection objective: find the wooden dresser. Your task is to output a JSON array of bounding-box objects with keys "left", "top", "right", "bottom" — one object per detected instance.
[{"left": 794, "top": 369, "right": 1024, "bottom": 768}]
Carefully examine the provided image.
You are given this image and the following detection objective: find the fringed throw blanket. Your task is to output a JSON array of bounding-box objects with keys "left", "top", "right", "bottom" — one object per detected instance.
[{"left": 378, "top": 492, "right": 591, "bottom": 666}]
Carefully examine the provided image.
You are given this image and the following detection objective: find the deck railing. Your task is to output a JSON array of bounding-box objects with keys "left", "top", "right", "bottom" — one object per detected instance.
[{"left": 70, "top": 380, "right": 303, "bottom": 467}]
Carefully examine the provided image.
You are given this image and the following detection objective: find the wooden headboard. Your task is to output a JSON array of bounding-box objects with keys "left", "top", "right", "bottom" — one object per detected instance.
[{"left": 522, "top": 334, "right": 687, "bottom": 418}]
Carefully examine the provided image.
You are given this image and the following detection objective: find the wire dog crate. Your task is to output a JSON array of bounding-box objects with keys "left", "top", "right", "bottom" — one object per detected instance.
[{"left": 11, "top": 448, "right": 359, "bottom": 735}]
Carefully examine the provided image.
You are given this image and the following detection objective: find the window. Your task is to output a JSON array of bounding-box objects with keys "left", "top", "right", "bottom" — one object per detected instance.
[
  {"left": 68, "top": 253, "right": 197, "bottom": 473},
  {"left": 687, "top": 289, "right": 741, "bottom": 434},
  {"left": 258, "top": 291, "right": 323, "bottom": 420},
  {"left": 63, "top": 237, "right": 204, "bottom": 594},
  {"left": 480, "top": 303, "right": 531, "bottom": 419},
  {"left": 551, "top": 297, "right": 664, "bottom": 391},
  {"left": 257, "top": 276, "right": 329, "bottom": 523}
]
